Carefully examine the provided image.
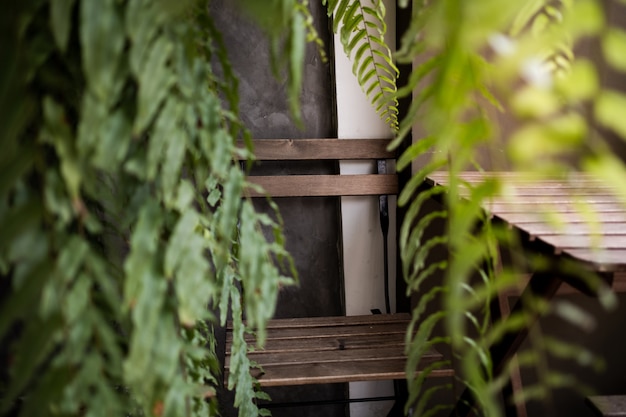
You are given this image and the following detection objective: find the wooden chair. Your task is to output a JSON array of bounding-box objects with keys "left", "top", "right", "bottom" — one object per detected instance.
[{"left": 223, "top": 138, "right": 452, "bottom": 409}]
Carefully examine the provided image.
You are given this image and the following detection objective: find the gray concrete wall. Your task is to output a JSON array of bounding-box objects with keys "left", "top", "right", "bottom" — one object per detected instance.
[{"left": 210, "top": 2, "right": 348, "bottom": 416}]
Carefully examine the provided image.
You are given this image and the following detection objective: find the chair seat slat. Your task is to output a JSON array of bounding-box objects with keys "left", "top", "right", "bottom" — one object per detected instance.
[{"left": 224, "top": 313, "right": 448, "bottom": 386}]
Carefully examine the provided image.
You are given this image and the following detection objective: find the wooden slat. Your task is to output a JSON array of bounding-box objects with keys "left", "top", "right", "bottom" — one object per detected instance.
[
  {"left": 427, "top": 172, "right": 612, "bottom": 193},
  {"left": 539, "top": 234, "right": 626, "bottom": 249},
  {"left": 426, "top": 171, "right": 626, "bottom": 270},
  {"left": 226, "top": 314, "right": 410, "bottom": 343},
  {"left": 237, "top": 332, "right": 408, "bottom": 353},
  {"left": 561, "top": 248, "right": 626, "bottom": 269},
  {"left": 429, "top": 171, "right": 606, "bottom": 183},
  {"left": 238, "top": 139, "right": 395, "bottom": 160},
  {"left": 586, "top": 396, "right": 626, "bottom": 417},
  {"left": 224, "top": 348, "right": 449, "bottom": 387},
  {"left": 484, "top": 202, "right": 624, "bottom": 213},
  {"left": 227, "top": 321, "right": 408, "bottom": 344},
  {"left": 245, "top": 357, "right": 452, "bottom": 387},
  {"left": 224, "top": 313, "right": 451, "bottom": 386},
  {"left": 246, "top": 174, "right": 398, "bottom": 197},
  {"left": 227, "top": 346, "right": 407, "bottom": 368},
  {"left": 495, "top": 211, "right": 626, "bottom": 224},
  {"left": 228, "top": 312, "right": 411, "bottom": 330},
  {"left": 508, "top": 221, "right": 626, "bottom": 232}
]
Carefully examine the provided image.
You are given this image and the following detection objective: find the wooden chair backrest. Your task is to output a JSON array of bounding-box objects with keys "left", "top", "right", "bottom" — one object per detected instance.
[
  {"left": 222, "top": 139, "right": 453, "bottom": 389},
  {"left": 240, "top": 138, "right": 397, "bottom": 197}
]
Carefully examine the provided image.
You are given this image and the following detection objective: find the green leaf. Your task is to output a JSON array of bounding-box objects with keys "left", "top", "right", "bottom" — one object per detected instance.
[
  {"left": 166, "top": 211, "right": 215, "bottom": 324},
  {"left": 43, "top": 170, "right": 73, "bottom": 226},
  {"left": 18, "top": 367, "right": 71, "bottom": 417},
  {"left": 124, "top": 200, "right": 163, "bottom": 311},
  {"left": 2, "top": 315, "right": 62, "bottom": 412},
  {"left": 80, "top": 0, "right": 125, "bottom": 105},
  {"left": 511, "top": 0, "right": 545, "bottom": 36},
  {"left": 1, "top": 199, "right": 44, "bottom": 261},
  {"left": 41, "top": 97, "right": 82, "bottom": 199},
  {"left": 164, "top": 212, "right": 200, "bottom": 279},
  {"left": 134, "top": 36, "right": 175, "bottom": 133},
  {"left": 124, "top": 271, "right": 168, "bottom": 399},
  {"left": 173, "top": 179, "right": 195, "bottom": 212},
  {"left": 93, "top": 108, "right": 132, "bottom": 172},
  {"left": 512, "top": 86, "right": 560, "bottom": 118},
  {"left": 509, "top": 113, "right": 587, "bottom": 165},
  {"left": 583, "top": 154, "right": 626, "bottom": 208},
  {"left": 563, "top": 0, "right": 604, "bottom": 37},
  {"left": 288, "top": 10, "right": 305, "bottom": 123},
  {"left": 594, "top": 90, "right": 626, "bottom": 138},
  {"left": 41, "top": 236, "right": 89, "bottom": 318},
  {"left": 209, "top": 129, "right": 233, "bottom": 178},
  {"left": 63, "top": 273, "right": 91, "bottom": 323},
  {"left": 161, "top": 128, "right": 187, "bottom": 206},
  {"left": 327, "top": 0, "right": 398, "bottom": 129},
  {"left": 217, "top": 167, "right": 243, "bottom": 242},
  {"left": 0, "top": 257, "right": 50, "bottom": 342},
  {"left": 397, "top": 137, "right": 436, "bottom": 171},
  {"left": 555, "top": 59, "right": 599, "bottom": 102},
  {"left": 219, "top": 268, "right": 236, "bottom": 326},
  {"left": 126, "top": 0, "right": 160, "bottom": 74},
  {"left": 147, "top": 98, "right": 183, "bottom": 180},
  {"left": 602, "top": 28, "right": 626, "bottom": 72},
  {"left": 50, "top": 0, "right": 76, "bottom": 52},
  {"left": 0, "top": 145, "right": 33, "bottom": 196}
]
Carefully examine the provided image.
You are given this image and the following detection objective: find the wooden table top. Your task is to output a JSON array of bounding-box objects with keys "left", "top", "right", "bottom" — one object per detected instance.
[{"left": 426, "top": 171, "right": 626, "bottom": 272}]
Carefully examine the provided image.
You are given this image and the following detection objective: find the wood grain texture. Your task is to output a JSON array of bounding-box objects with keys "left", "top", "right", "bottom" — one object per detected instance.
[
  {"left": 222, "top": 141, "right": 450, "bottom": 387},
  {"left": 246, "top": 174, "right": 398, "bottom": 197},
  {"left": 224, "top": 313, "right": 451, "bottom": 386},
  {"left": 426, "top": 171, "right": 626, "bottom": 271},
  {"left": 238, "top": 138, "right": 395, "bottom": 160}
]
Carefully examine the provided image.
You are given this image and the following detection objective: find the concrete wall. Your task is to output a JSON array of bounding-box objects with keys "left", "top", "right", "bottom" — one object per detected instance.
[{"left": 210, "top": 2, "right": 346, "bottom": 416}]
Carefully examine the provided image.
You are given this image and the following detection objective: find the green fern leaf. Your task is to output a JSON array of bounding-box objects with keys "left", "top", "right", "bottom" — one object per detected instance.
[{"left": 326, "top": 0, "right": 398, "bottom": 130}]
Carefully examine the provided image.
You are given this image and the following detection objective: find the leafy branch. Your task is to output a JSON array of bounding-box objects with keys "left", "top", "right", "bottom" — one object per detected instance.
[
  {"left": 389, "top": 0, "right": 626, "bottom": 415},
  {"left": 0, "top": 1, "right": 304, "bottom": 417},
  {"left": 325, "top": 0, "right": 399, "bottom": 130}
]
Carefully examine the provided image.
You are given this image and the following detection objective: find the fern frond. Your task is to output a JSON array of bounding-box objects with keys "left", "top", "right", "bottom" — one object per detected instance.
[{"left": 325, "top": 0, "right": 399, "bottom": 130}]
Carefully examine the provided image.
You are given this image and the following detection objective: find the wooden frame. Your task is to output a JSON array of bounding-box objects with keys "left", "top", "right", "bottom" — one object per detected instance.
[{"left": 224, "top": 139, "right": 453, "bottom": 392}]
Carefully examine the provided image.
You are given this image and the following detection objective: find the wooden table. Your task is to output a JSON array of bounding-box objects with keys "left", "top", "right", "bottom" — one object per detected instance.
[{"left": 424, "top": 171, "right": 626, "bottom": 416}]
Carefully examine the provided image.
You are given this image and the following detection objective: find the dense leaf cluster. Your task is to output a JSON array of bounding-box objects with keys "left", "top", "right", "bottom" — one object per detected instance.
[{"left": 0, "top": 1, "right": 303, "bottom": 416}]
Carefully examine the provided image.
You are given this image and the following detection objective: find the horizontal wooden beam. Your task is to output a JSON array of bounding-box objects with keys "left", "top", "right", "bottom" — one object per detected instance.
[
  {"left": 238, "top": 139, "right": 395, "bottom": 161},
  {"left": 245, "top": 174, "right": 398, "bottom": 197}
]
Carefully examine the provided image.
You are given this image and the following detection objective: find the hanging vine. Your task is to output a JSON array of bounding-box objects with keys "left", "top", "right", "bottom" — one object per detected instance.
[{"left": 0, "top": 1, "right": 306, "bottom": 416}]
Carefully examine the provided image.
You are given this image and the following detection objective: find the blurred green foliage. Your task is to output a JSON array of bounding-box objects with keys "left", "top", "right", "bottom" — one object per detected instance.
[{"left": 391, "top": 0, "right": 626, "bottom": 415}]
